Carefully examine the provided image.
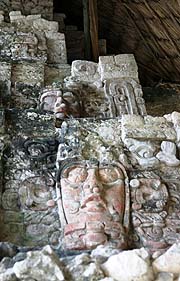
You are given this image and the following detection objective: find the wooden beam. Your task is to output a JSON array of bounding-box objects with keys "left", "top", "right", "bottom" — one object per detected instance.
[
  {"left": 89, "top": 0, "right": 99, "bottom": 62},
  {"left": 83, "top": 0, "right": 91, "bottom": 60}
]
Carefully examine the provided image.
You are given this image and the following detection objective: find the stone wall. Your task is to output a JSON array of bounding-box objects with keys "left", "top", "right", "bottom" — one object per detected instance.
[
  {"left": 0, "top": 0, "right": 53, "bottom": 20},
  {"left": 0, "top": 12, "right": 70, "bottom": 247},
  {"left": 0, "top": 22, "right": 148, "bottom": 248}
]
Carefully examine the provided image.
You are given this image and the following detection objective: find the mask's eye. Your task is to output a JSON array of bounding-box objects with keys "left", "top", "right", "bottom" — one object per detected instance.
[
  {"left": 98, "top": 167, "right": 124, "bottom": 184},
  {"left": 62, "top": 166, "right": 88, "bottom": 183},
  {"left": 63, "top": 93, "right": 77, "bottom": 104}
]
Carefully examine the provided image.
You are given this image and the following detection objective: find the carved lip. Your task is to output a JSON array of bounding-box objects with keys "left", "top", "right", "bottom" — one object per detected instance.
[
  {"left": 55, "top": 112, "right": 66, "bottom": 118},
  {"left": 81, "top": 193, "right": 106, "bottom": 210}
]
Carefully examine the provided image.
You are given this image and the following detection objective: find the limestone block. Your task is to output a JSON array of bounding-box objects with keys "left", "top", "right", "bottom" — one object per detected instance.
[
  {"left": 33, "top": 18, "right": 59, "bottom": 32},
  {"left": 9, "top": 10, "right": 25, "bottom": 23},
  {"left": 44, "top": 64, "right": 71, "bottom": 85},
  {"left": 6, "top": 110, "right": 55, "bottom": 137},
  {"left": 45, "top": 32, "right": 67, "bottom": 64},
  {"left": 153, "top": 243, "right": 180, "bottom": 274},
  {"left": 71, "top": 60, "right": 100, "bottom": 83},
  {"left": 99, "top": 54, "right": 139, "bottom": 81},
  {"left": 102, "top": 248, "right": 154, "bottom": 281},
  {"left": 12, "top": 62, "right": 44, "bottom": 86},
  {"left": 121, "top": 115, "right": 176, "bottom": 141},
  {"left": 13, "top": 245, "right": 65, "bottom": 281},
  {"left": 0, "top": 30, "right": 47, "bottom": 62},
  {"left": 11, "top": 82, "right": 41, "bottom": 109},
  {"left": 26, "top": 14, "right": 41, "bottom": 21}
]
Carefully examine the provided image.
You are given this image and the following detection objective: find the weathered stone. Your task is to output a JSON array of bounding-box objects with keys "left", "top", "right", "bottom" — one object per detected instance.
[
  {"left": 0, "top": 268, "right": 18, "bottom": 281},
  {"left": 40, "top": 85, "right": 81, "bottom": 118},
  {"left": 0, "top": 62, "right": 11, "bottom": 102},
  {"left": 33, "top": 18, "right": 58, "bottom": 32},
  {"left": 64, "top": 253, "right": 105, "bottom": 281},
  {"left": 0, "top": 257, "right": 15, "bottom": 272},
  {"left": 91, "top": 245, "right": 121, "bottom": 263},
  {"left": 11, "top": 83, "right": 41, "bottom": 109},
  {"left": 13, "top": 245, "right": 65, "bottom": 281},
  {"left": 44, "top": 64, "right": 71, "bottom": 85},
  {"left": 12, "top": 62, "right": 44, "bottom": 86},
  {"left": 156, "top": 141, "right": 180, "bottom": 166},
  {"left": 130, "top": 178, "right": 169, "bottom": 252},
  {"left": 99, "top": 54, "right": 139, "bottom": 81},
  {"left": 102, "top": 248, "right": 154, "bottom": 281},
  {"left": 153, "top": 243, "right": 180, "bottom": 274},
  {"left": 0, "top": 14, "right": 4, "bottom": 23},
  {"left": 155, "top": 272, "right": 174, "bottom": 281},
  {"left": 121, "top": 115, "right": 176, "bottom": 141},
  {"left": 0, "top": 1, "right": 53, "bottom": 21},
  {"left": 105, "top": 78, "right": 147, "bottom": 116},
  {"left": 0, "top": 243, "right": 18, "bottom": 260},
  {"left": 71, "top": 60, "right": 100, "bottom": 83},
  {"left": 45, "top": 32, "right": 67, "bottom": 64}
]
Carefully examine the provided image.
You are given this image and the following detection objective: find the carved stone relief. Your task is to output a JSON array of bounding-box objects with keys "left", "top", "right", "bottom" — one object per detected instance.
[
  {"left": 156, "top": 141, "right": 180, "bottom": 167},
  {"left": 19, "top": 175, "right": 54, "bottom": 211},
  {"left": 40, "top": 86, "right": 82, "bottom": 118},
  {"left": 52, "top": 116, "right": 180, "bottom": 252},
  {"left": 0, "top": 110, "right": 60, "bottom": 246},
  {"left": 64, "top": 57, "right": 147, "bottom": 118},
  {"left": 105, "top": 78, "right": 147, "bottom": 116},
  {"left": 124, "top": 138, "right": 159, "bottom": 167},
  {"left": 58, "top": 159, "right": 129, "bottom": 250},
  {"left": 2, "top": 40, "right": 180, "bottom": 257}
]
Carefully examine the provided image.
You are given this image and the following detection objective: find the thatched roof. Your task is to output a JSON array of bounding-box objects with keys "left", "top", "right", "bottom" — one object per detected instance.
[{"left": 58, "top": 0, "right": 180, "bottom": 85}]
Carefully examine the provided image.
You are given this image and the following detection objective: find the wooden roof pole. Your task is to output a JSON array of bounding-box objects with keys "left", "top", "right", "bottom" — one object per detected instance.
[
  {"left": 89, "top": 0, "right": 99, "bottom": 62},
  {"left": 83, "top": 0, "right": 91, "bottom": 60}
]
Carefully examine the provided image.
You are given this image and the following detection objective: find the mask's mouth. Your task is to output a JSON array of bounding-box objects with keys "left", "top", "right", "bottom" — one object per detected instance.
[{"left": 81, "top": 193, "right": 106, "bottom": 210}]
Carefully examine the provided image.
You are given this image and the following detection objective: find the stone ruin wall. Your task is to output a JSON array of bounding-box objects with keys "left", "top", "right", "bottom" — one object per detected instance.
[
  {"left": 1, "top": 10, "right": 180, "bottom": 281},
  {"left": 0, "top": 7, "right": 180, "bottom": 257}
]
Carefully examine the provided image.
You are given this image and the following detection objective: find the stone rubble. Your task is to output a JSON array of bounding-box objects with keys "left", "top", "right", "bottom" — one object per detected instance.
[
  {"left": 0, "top": 244, "right": 180, "bottom": 280},
  {"left": 102, "top": 248, "right": 154, "bottom": 281},
  {"left": 13, "top": 245, "right": 65, "bottom": 281}
]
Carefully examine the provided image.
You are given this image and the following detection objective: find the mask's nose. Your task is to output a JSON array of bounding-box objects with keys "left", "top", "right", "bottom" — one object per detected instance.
[
  {"left": 81, "top": 169, "right": 106, "bottom": 209},
  {"left": 83, "top": 169, "right": 102, "bottom": 194}
]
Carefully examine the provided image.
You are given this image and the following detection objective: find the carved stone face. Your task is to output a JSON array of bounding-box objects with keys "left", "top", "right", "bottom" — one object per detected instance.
[
  {"left": 40, "top": 89, "right": 61, "bottom": 112},
  {"left": 59, "top": 160, "right": 128, "bottom": 250},
  {"left": 41, "top": 90, "right": 81, "bottom": 118},
  {"left": 54, "top": 92, "right": 81, "bottom": 118}
]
